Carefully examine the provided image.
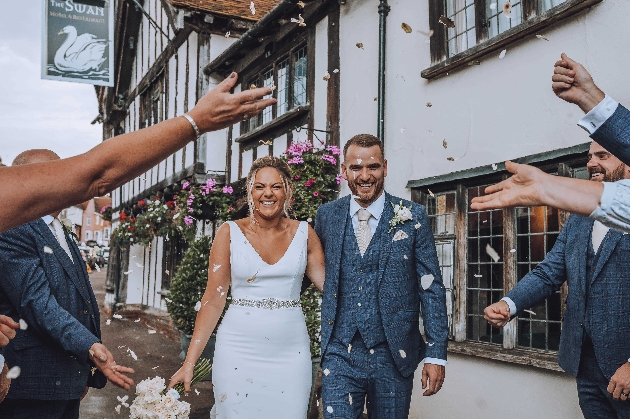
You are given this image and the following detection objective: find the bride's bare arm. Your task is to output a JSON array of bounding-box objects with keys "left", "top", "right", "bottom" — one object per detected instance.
[
  {"left": 167, "top": 223, "right": 231, "bottom": 393},
  {"left": 306, "top": 225, "right": 325, "bottom": 291}
]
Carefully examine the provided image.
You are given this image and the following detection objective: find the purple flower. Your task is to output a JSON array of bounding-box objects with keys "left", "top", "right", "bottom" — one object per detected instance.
[
  {"left": 322, "top": 154, "right": 337, "bottom": 165},
  {"left": 184, "top": 216, "right": 194, "bottom": 226},
  {"left": 287, "top": 156, "right": 304, "bottom": 164},
  {"left": 222, "top": 186, "right": 234, "bottom": 194},
  {"left": 285, "top": 141, "right": 314, "bottom": 156},
  {"left": 326, "top": 145, "right": 341, "bottom": 156},
  {"left": 335, "top": 174, "right": 343, "bottom": 184},
  {"left": 182, "top": 181, "right": 190, "bottom": 189}
]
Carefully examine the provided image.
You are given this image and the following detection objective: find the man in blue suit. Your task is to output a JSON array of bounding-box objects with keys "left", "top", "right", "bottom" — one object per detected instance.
[
  {"left": 485, "top": 141, "right": 630, "bottom": 418},
  {"left": 315, "top": 134, "right": 448, "bottom": 419},
  {"left": 0, "top": 150, "right": 134, "bottom": 419}
]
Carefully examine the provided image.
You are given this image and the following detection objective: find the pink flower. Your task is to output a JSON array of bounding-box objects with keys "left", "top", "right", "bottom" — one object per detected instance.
[
  {"left": 313, "top": 192, "right": 319, "bottom": 197},
  {"left": 184, "top": 216, "right": 194, "bottom": 226},
  {"left": 326, "top": 145, "right": 341, "bottom": 156},
  {"left": 285, "top": 141, "right": 313, "bottom": 156},
  {"left": 222, "top": 186, "right": 233, "bottom": 194},
  {"left": 229, "top": 206, "right": 234, "bottom": 211},
  {"left": 322, "top": 154, "right": 336, "bottom": 165},
  {"left": 288, "top": 157, "right": 304, "bottom": 164},
  {"left": 182, "top": 181, "right": 190, "bottom": 189},
  {"left": 336, "top": 174, "right": 343, "bottom": 184},
  {"left": 294, "top": 175, "right": 299, "bottom": 180}
]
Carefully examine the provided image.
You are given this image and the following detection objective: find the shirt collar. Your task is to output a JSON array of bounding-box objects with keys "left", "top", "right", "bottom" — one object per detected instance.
[
  {"left": 349, "top": 191, "right": 386, "bottom": 220},
  {"left": 42, "top": 215, "right": 55, "bottom": 225}
]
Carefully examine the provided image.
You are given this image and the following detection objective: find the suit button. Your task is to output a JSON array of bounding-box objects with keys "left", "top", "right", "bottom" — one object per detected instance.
[
  {"left": 86, "top": 299, "right": 90, "bottom": 303},
  {"left": 328, "top": 320, "right": 333, "bottom": 325},
  {"left": 357, "top": 303, "right": 362, "bottom": 307},
  {"left": 333, "top": 294, "right": 337, "bottom": 298},
  {"left": 360, "top": 270, "right": 364, "bottom": 274},
  {"left": 84, "top": 310, "right": 89, "bottom": 315},
  {"left": 579, "top": 322, "right": 584, "bottom": 327}
]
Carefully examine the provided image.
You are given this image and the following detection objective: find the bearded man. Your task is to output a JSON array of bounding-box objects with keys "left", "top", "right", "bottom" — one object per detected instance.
[
  {"left": 485, "top": 141, "right": 630, "bottom": 419},
  {"left": 314, "top": 134, "right": 448, "bottom": 419}
]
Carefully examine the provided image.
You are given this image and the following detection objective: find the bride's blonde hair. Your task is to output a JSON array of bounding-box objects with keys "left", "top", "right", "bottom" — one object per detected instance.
[{"left": 245, "top": 156, "right": 294, "bottom": 219}]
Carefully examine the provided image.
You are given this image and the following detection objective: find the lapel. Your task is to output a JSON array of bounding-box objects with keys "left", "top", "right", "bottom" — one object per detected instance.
[
  {"left": 328, "top": 196, "right": 350, "bottom": 289},
  {"left": 590, "top": 227, "right": 624, "bottom": 284},
  {"left": 377, "top": 193, "right": 395, "bottom": 284},
  {"left": 573, "top": 217, "right": 592, "bottom": 298},
  {"left": 30, "top": 220, "right": 93, "bottom": 305}
]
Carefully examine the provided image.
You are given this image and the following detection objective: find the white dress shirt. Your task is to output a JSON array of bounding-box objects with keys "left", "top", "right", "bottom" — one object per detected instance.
[
  {"left": 42, "top": 215, "right": 74, "bottom": 262},
  {"left": 349, "top": 192, "right": 446, "bottom": 367},
  {"left": 577, "top": 95, "right": 619, "bottom": 135}
]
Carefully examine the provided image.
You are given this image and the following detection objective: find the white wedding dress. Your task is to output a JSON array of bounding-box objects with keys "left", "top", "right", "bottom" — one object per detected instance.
[{"left": 211, "top": 221, "right": 312, "bottom": 419}]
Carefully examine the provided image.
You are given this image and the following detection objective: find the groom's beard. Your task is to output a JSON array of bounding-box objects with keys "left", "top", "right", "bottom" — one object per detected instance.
[
  {"left": 347, "top": 175, "right": 385, "bottom": 206},
  {"left": 589, "top": 164, "right": 626, "bottom": 182}
]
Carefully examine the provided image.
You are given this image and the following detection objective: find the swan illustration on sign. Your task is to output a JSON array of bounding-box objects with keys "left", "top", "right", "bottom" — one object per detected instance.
[{"left": 54, "top": 25, "right": 107, "bottom": 73}]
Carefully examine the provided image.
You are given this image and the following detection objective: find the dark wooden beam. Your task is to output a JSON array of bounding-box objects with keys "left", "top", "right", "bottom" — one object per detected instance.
[{"left": 326, "top": 3, "right": 340, "bottom": 148}]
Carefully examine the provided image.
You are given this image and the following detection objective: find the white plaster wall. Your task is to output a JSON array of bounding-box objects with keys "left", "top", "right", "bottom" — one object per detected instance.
[
  {"left": 126, "top": 244, "right": 145, "bottom": 304},
  {"left": 410, "top": 354, "right": 582, "bottom": 419},
  {"left": 338, "top": 0, "right": 630, "bottom": 199},
  {"left": 314, "top": 16, "right": 329, "bottom": 138}
]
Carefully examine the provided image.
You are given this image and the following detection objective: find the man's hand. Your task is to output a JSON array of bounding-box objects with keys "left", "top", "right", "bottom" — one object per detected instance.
[
  {"left": 421, "top": 363, "right": 445, "bottom": 396},
  {"left": 79, "top": 386, "right": 89, "bottom": 401},
  {"left": 187, "top": 73, "right": 276, "bottom": 134},
  {"left": 89, "top": 343, "right": 135, "bottom": 391},
  {"left": 0, "top": 315, "right": 19, "bottom": 347},
  {"left": 484, "top": 301, "right": 511, "bottom": 328},
  {"left": 608, "top": 363, "right": 630, "bottom": 401},
  {"left": 552, "top": 53, "right": 605, "bottom": 114}
]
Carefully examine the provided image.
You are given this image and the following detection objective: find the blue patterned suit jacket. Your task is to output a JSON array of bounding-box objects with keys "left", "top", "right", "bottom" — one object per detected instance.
[
  {"left": 591, "top": 104, "right": 630, "bottom": 166},
  {"left": 315, "top": 192, "right": 448, "bottom": 377},
  {"left": 0, "top": 219, "right": 105, "bottom": 400},
  {"left": 506, "top": 214, "right": 630, "bottom": 379}
]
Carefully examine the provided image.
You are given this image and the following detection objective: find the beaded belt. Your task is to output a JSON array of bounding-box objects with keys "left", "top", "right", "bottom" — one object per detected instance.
[{"left": 231, "top": 298, "right": 301, "bottom": 310}]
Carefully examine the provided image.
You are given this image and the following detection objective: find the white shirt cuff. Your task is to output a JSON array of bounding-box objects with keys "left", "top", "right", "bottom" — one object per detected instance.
[
  {"left": 0, "top": 354, "right": 4, "bottom": 367},
  {"left": 500, "top": 297, "right": 517, "bottom": 316},
  {"left": 577, "top": 95, "right": 619, "bottom": 134},
  {"left": 424, "top": 357, "right": 446, "bottom": 366}
]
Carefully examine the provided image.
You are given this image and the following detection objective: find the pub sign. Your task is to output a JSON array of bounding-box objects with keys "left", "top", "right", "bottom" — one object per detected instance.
[{"left": 42, "top": 0, "right": 114, "bottom": 86}]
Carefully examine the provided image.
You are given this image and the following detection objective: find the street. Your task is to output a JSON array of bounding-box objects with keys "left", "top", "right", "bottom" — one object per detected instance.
[{"left": 79, "top": 269, "right": 215, "bottom": 418}]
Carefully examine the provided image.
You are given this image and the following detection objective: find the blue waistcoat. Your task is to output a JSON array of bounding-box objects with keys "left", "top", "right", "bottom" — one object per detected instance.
[{"left": 333, "top": 213, "right": 387, "bottom": 348}]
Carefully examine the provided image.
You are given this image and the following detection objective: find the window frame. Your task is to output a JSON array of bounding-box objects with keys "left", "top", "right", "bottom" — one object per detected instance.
[
  {"left": 410, "top": 145, "right": 589, "bottom": 370},
  {"left": 423, "top": 0, "right": 603, "bottom": 79}
]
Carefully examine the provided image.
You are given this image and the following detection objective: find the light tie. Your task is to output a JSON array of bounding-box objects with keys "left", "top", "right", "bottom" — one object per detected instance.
[
  {"left": 52, "top": 219, "right": 74, "bottom": 262},
  {"left": 356, "top": 208, "right": 373, "bottom": 257}
]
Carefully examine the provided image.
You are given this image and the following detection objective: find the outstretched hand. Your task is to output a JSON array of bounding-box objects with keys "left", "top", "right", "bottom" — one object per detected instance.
[
  {"left": 89, "top": 342, "right": 135, "bottom": 390},
  {"left": 0, "top": 315, "right": 19, "bottom": 347},
  {"left": 421, "top": 363, "right": 445, "bottom": 396},
  {"left": 552, "top": 53, "right": 605, "bottom": 113},
  {"left": 187, "top": 73, "right": 276, "bottom": 134}
]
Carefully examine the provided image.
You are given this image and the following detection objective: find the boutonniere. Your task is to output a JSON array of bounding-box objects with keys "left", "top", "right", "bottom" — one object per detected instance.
[
  {"left": 60, "top": 219, "right": 79, "bottom": 243},
  {"left": 388, "top": 200, "right": 413, "bottom": 233}
]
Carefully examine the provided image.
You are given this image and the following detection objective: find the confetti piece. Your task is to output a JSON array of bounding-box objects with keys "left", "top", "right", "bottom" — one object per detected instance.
[
  {"left": 113, "top": 314, "right": 123, "bottom": 319},
  {"left": 370, "top": 349, "right": 374, "bottom": 354},
  {"left": 349, "top": 393, "right": 353, "bottom": 405},
  {"left": 195, "top": 389, "right": 200, "bottom": 395},
  {"left": 356, "top": 42, "right": 364, "bottom": 49},
  {"left": 421, "top": 274, "right": 434, "bottom": 290},
  {"left": 134, "top": 319, "right": 141, "bottom": 322},
  {"left": 124, "top": 270, "right": 133, "bottom": 275},
  {"left": 428, "top": 342, "right": 435, "bottom": 347},
  {"left": 19, "top": 319, "right": 27, "bottom": 330},
  {"left": 524, "top": 309, "right": 536, "bottom": 316},
  {"left": 250, "top": 1, "right": 255, "bottom": 14},
  {"left": 536, "top": 34, "right": 550, "bottom": 41},
  {"left": 323, "top": 71, "right": 331, "bottom": 81},
  {"left": 106, "top": 319, "right": 111, "bottom": 325},
  {"left": 219, "top": 393, "right": 227, "bottom": 402},
  {"left": 291, "top": 14, "right": 306, "bottom": 27},
  {"left": 443, "top": 139, "right": 448, "bottom": 149},
  {"left": 297, "top": 0, "right": 305, "bottom": 7},
  {"left": 399, "top": 349, "right": 407, "bottom": 359},
  {"left": 333, "top": 69, "right": 339, "bottom": 73},
  {"left": 499, "top": 49, "right": 507, "bottom": 59},
  {"left": 474, "top": 274, "right": 482, "bottom": 278},
  {"left": 148, "top": 329, "right": 157, "bottom": 334},
  {"left": 357, "top": 158, "right": 362, "bottom": 164},
  {"left": 327, "top": 406, "right": 334, "bottom": 413},
  {"left": 510, "top": 248, "right": 516, "bottom": 253},
  {"left": 439, "top": 15, "right": 455, "bottom": 28},
  {"left": 152, "top": 366, "right": 159, "bottom": 369},
  {"left": 348, "top": 344, "right": 352, "bottom": 353},
  {"left": 503, "top": 1, "right": 512, "bottom": 18},
  {"left": 428, "top": 189, "right": 435, "bottom": 198},
  {"left": 127, "top": 348, "right": 138, "bottom": 361},
  {"left": 485, "top": 243, "right": 501, "bottom": 263},
  {"left": 44, "top": 246, "right": 53, "bottom": 254},
  {"left": 94, "top": 264, "right": 101, "bottom": 272},
  {"left": 165, "top": 270, "right": 170, "bottom": 275},
  {"left": 269, "top": 83, "right": 276, "bottom": 91},
  {"left": 415, "top": 223, "right": 422, "bottom": 229},
  {"left": 135, "top": 263, "right": 144, "bottom": 268},
  {"left": 194, "top": 301, "right": 202, "bottom": 311},
  {"left": 7, "top": 366, "right": 21, "bottom": 379},
  {"left": 492, "top": 163, "right": 498, "bottom": 170},
  {"left": 489, "top": 2, "right": 497, "bottom": 9},
  {"left": 323, "top": 368, "right": 330, "bottom": 376},
  {"left": 400, "top": 128, "right": 406, "bottom": 134},
  {"left": 401, "top": 23, "right": 412, "bottom": 33},
  {"left": 426, "top": 102, "right": 432, "bottom": 107},
  {"left": 213, "top": 264, "right": 222, "bottom": 272},
  {"left": 225, "top": 31, "right": 230, "bottom": 38},
  {"left": 403, "top": 255, "right": 408, "bottom": 260},
  {"left": 115, "top": 405, "right": 121, "bottom": 415}
]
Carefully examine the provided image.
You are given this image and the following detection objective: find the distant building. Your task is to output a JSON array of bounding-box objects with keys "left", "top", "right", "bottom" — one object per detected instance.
[{"left": 80, "top": 197, "right": 112, "bottom": 245}]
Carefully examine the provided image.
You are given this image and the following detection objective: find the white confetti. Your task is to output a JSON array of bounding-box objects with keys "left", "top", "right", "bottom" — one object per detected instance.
[
  {"left": 323, "top": 368, "right": 330, "bottom": 376},
  {"left": 348, "top": 344, "right": 352, "bottom": 353},
  {"left": 415, "top": 222, "right": 422, "bottom": 229},
  {"left": 219, "top": 393, "right": 227, "bottom": 402},
  {"left": 474, "top": 274, "right": 482, "bottom": 278},
  {"left": 370, "top": 349, "right": 375, "bottom": 354},
  {"left": 489, "top": 2, "right": 497, "bottom": 9},
  {"left": 420, "top": 274, "right": 434, "bottom": 290},
  {"left": 135, "top": 263, "right": 144, "bottom": 268},
  {"left": 250, "top": 1, "right": 255, "bottom": 14},
  {"left": 503, "top": 1, "right": 512, "bottom": 18},
  {"left": 510, "top": 248, "right": 516, "bottom": 253},
  {"left": 225, "top": 31, "right": 230, "bottom": 38},
  {"left": 291, "top": 14, "right": 306, "bottom": 26},
  {"left": 357, "top": 158, "right": 362, "bottom": 164},
  {"left": 106, "top": 319, "right": 111, "bottom": 325},
  {"left": 485, "top": 243, "right": 501, "bottom": 263},
  {"left": 327, "top": 406, "right": 334, "bottom": 413},
  {"left": 43, "top": 246, "right": 53, "bottom": 254},
  {"left": 524, "top": 309, "right": 536, "bottom": 316},
  {"left": 499, "top": 49, "right": 507, "bottom": 59},
  {"left": 165, "top": 270, "right": 170, "bottom": 275},
  {"left": 124, "top": 270, "right": 133, "bottom": 275},
  {"left": 19, "top": 319, "right": 28, "bottom": 330},
  {"left": 94, "top": 263, "right": 101, "bottom": 272},
  {"left": 213, "top": 264, "right": 222, "bottom": 272},
  {"left": 148, "top": 329, "right": 157, "bottom": 334},
  {"left": 400, "top": 128, "right": 406, "bottom": 133},
  {"left": 7, "top": 366, "right": 21, "bottom": 379},
  {"left": 194, "top": 301, "right": 202, "bottom": 311},
  {"left": 333, "top": 69, "right": 339, "bottom": 73},
  {"left": 428, "top": 342, "right": 435, "bottom": 347},
  {"left": 134, "top": 319, "right": 141, "bottom": 322},
  {"left": 297, "top": 0, "right": 305, "bottom": 7},
  {"left": 403, "top": 255, "right": 408, "bottom": 260},
  {"left": 349, "top": 393, "right": 353, "bottom": 405},
  {"left": 127, "top": 348, "right": 138, "bottom": 361},
  {"left": 428, "top": 189, "right": 435, "bottom": 198},
  {"left": 536, "top": 34, "right": 550, "bottom": 41},
  {"left": 323, "top": 71, "right": 330, "bottom": 81},
  {"left": 399, "top": 349, "right": 407, "bottom": 359},
  {"left": 195, "top": 389, "right": 200, "bottom": 395},
  {"left": 115, "top": 405, "right": 121, "bottom": 415},
  {"left": 113, "top": 314, "right": 123, "bottom": 319},
  {"left": 492, "top": 163, "right": 498, "bottom": 170},
  {"left": 152, "top": 366, "right": 159, "bottom": 370}
]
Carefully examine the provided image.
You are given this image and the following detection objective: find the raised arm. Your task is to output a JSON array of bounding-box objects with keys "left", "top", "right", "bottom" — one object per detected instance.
[
  {"left": 305, "top": 224, "right": 325, "bottom": 291},
  {"left": 168, "top": 223, "right": 231, "bottom": 393},
  {"left": 0, "top": 74, "right": 275, "bottom": 233}
]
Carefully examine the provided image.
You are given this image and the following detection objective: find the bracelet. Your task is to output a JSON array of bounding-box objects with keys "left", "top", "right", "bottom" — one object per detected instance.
[{"left": 182, "top": 113, "right": 200, "bottom": 140}]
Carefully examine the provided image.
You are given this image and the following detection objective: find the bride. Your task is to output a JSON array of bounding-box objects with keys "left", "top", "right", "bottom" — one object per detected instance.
[{"left": 168, "top": 156, "right": 325, "bottom": 418}]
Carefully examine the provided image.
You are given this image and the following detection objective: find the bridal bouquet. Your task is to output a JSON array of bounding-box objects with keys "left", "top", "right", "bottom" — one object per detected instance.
[{"left": 119, "top": 359, "right": 212, "bottom": 418}]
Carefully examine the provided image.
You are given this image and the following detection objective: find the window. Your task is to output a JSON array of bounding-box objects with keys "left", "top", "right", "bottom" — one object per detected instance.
[
  {"left": 86, "top": 217, "right": 91, "bottom": 226},
  {"left": 104, "top": 228, "right": 111, "bottom": 240},
  {"left": 94, "top": 230, "right": 103, "bottom": 244},
  {"left": 416, "top": 151, "right": 588, "bottom": 365},
  {"left": 425, "top": 0, "right": 601, "bottom": 78},
  {"left": 139, "top": 73, "right": 165, "bottom": 129},
  {"left": 242, "top": 44, "right": 308, "bottom": 134},
  {"left": 85, "top": 230, "right": 92, "bottom": 241}
]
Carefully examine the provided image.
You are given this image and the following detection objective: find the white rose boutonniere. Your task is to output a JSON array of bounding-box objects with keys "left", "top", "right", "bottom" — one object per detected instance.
[{"left": 389, "top": 200, "right": 413, "bottom": 232}]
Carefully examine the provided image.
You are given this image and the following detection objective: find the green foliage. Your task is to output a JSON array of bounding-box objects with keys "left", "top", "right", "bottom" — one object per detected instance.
[{"left": 165, "top": 235, "right": 230, "bottom": 335}]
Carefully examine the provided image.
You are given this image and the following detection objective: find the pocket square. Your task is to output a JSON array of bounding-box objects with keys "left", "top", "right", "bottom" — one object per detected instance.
[{"left": 392, "top": 230, "right": 409, "bottom": 241}]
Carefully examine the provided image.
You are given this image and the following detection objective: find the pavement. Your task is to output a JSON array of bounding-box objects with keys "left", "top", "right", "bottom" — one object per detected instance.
[{"left": 79, "top": 268, "right": 215, "bottom": 419}]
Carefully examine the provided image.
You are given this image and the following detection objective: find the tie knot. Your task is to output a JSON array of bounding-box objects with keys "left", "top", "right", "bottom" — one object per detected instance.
[{"left": 358, "top": 208, "right": 371, "bottom": 222}]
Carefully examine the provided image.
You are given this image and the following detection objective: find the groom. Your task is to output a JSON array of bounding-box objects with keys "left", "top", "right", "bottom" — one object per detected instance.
[{"left": 315, "top": 134, "right": 448, "bottom": 418}]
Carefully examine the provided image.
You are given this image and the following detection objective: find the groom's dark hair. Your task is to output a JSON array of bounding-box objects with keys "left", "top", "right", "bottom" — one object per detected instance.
[{"left": 343, "top": 134, "right": 384, "bottom": 160}]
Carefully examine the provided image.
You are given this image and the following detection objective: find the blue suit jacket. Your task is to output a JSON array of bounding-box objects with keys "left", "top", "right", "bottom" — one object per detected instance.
[
  {"left": 592, "top": 104, "right": 630, "bottom": 166},
  {"left": 315, "top": 193, "right": 448, "bottom": 377},
  {"left": 0, "top": 219, "right": 105, "bottom": 400},
  {"left": 506, "top": 214, "right": 630, "bottom": 379}
]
